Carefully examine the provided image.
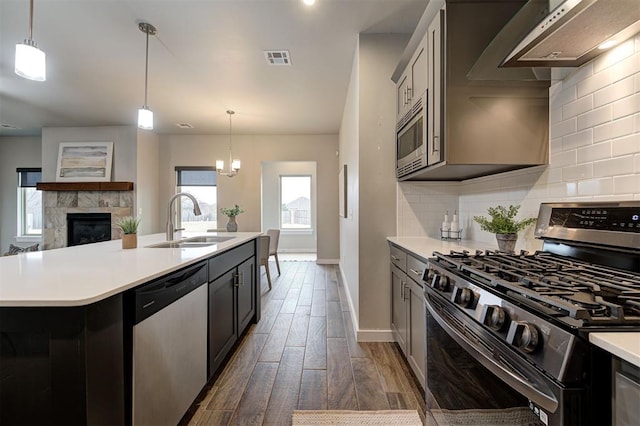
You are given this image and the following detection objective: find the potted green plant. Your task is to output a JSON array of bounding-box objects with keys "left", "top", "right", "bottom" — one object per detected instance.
[
  {"left": 473, "top": 205, "right": 536, "bottom": 253},
  {"left": 220, "top": 204, "right": 244, "bottom": 232},
  {"left": 116, "top": 216, "right": 141, "bottom": 249}
]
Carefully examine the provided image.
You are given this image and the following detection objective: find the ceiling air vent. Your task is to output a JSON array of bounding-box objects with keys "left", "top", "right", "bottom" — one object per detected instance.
[
  {"left": 176, "top": 123, "right": 194, "bottom": 129},
  {"left": 264, "top": 50, "right": 291, "bottom": 66}
]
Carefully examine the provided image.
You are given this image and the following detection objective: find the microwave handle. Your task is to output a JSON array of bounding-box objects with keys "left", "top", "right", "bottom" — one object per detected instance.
[{"left": 432, "top": 135, "right": 439, "bottom": 154}]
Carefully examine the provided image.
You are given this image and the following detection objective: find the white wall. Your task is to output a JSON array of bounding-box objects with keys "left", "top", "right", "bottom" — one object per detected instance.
[
  {"left": 0, "top": 137, "right": 42, "bottom": 252},
  {"left": 339, "top": 33, "right": 410, "bottom": 340},
  {"left": 398, "top": 35, "right": 640, "bottom": 250},
  {"left": 158, "top": 133, "right": 339, "bottom": 262},
  {"left": 41, "top": 126, "right": 137, "bottom": 182},
  {"left": 136, "top": 129, "right": 161, "bottom": 234},
  {"left": 261, "top": 161, "right": 317, "bottom": 253}
]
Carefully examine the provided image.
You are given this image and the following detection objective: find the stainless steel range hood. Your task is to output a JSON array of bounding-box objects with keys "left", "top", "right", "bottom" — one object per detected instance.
[{"left": 502, "top": 0, "right": 640, "bottom": 68}]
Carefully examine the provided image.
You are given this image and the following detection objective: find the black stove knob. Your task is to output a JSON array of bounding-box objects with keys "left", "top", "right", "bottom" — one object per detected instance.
[
  {"left": 429, "top": 270, "right": 450, "bottom": 292},
  {"left": 453, "top": 287, "right": 474, "bottom": 308},
  {"left": 483, "top": 305, "right": 507, "bottom": 331},
  {"left": 507, "top": 321, "right": 539, "bottom": 353}
]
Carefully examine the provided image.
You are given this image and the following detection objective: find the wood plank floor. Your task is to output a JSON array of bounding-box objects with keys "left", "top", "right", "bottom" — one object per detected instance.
[{"left": 184, "top": 260, "right": 426, "bottom": 425}]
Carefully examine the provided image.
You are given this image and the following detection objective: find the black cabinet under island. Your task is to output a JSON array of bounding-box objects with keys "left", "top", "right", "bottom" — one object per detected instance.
[{"left": 0, "top": 233, "right": 260, "bottom": 425}]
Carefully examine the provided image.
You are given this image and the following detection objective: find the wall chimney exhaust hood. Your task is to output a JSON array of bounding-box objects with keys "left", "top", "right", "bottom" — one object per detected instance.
[{"left": 502, "top": 0, "right": 640, "bottom": 68}]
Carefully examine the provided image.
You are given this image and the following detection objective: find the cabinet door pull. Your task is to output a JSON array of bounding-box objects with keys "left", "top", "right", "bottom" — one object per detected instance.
[
  {"left": 409, "top": 268, "right": 422, "bottom": 278},
  {"left": 239, "top": 271, "right": 244, "bottom": 287},
  {"left": 391, "top": 255, "right": 401, "bottom": 261},
  {"left": 404, "top": 283, "right": 410, "bottom": 300},
  {"left": 400, "top": 280, "right": 405, "bottom": 299}
]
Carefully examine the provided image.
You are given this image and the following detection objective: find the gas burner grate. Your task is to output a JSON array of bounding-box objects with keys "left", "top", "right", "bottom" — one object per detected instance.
[{"left": 432, "top": 250, "right": 640, "bottom": 326}]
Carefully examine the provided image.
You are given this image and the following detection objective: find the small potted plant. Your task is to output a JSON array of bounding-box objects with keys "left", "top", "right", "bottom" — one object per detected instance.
[
  {"left": 220, "top": 204, "right": 244, "bottom": 232},
  {"left": 473, "top": 205, "right": 536, "bottom": 253},
  {"left": 116, "top": 216, "right": 141, "bottom": 249}
]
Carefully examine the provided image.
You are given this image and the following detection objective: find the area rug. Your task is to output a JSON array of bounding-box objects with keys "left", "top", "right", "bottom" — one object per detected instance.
[
  {"left": 292, "top": 410, "right": 423, "bottom": 425},
  {"left": 427, "top": 407, "right": 542, "bottom": 426}
]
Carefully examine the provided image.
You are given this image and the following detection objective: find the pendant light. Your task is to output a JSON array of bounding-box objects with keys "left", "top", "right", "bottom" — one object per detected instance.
[
  {"left": 216, "top": 110, "right": 241, "bottom": 177},
  {"left": 137, "top": 22, "right": 156, "bottom": 130},
  {"left": 15, "top": 0, "right": 46, "bottom": 81}
]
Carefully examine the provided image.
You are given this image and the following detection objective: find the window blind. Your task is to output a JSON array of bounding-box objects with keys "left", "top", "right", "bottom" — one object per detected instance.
[
  {"left": 17, "top": 168, "right": 42, "bottom": 188},
  {"left": 175, "top": 167, "right": 217, "bottom": 186}
]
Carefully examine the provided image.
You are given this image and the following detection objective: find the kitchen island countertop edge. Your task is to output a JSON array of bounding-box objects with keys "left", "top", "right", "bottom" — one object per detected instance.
[{"left": 0, "top": 232, "right": 260, "bottom": 307}]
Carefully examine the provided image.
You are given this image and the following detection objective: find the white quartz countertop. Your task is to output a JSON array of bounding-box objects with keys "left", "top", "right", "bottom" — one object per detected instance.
[
  {"left": 589, "top": 333, "right": 640, "bottom": 368},
  {"left": 387, "top": 236, "right": 495, "bottom": 260},
  {"left": 0, "top": 232, "right": 260, "bottom": 307}
]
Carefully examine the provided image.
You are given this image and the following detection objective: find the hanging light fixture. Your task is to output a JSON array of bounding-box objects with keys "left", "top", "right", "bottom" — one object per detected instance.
[
  {"left": 216, "top": 110, "right": 241, "bottom": 177},
  {"left": 15, "top": 0, "right": 46, "bottom": 81},
  {"left": 137, "top": 22, "right": 156, "bottom": 130}
]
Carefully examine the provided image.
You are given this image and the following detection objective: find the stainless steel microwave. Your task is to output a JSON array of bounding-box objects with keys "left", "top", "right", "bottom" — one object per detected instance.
[{"left": 396, "top": 92, "right": 427, "bottom": 178}]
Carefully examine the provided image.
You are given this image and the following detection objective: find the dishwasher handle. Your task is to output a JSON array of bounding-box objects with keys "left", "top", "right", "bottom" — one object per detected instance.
[{"left": 134, "top": 261, "right": 207, "bottom": 324}]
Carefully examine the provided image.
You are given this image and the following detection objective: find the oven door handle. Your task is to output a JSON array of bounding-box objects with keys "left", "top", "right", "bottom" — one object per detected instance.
[{"left": 425, "top": 294, "right": 559, "bottom": 413}]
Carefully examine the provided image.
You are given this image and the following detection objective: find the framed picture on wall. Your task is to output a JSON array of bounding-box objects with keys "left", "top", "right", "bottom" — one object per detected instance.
[
  {"left": 55, "top": 142, "right": 114, "bottom": 182},
  {"left": 339, "top": 164, "right": 347, "bottom": 218}
]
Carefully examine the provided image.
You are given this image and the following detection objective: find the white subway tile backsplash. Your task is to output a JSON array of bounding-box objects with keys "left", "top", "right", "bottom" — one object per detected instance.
[
  {"left": 549, "top": 137, "right": 563, "bottom": 154},
  {"left": 577, "top": 105, "right": 612, "bottom": 130},
  {"left": 610, "top": 49, "right": 640, "bottom": 83},
  {"left": 594, "top": 39, "right": 635, "bottom": 74},
  {"left": 612, "top": 133, "right": 640, "bottom": 157},
  {"left": 593, "top": 156, "right": 634, "bottom": 177},
  {"left": 550, "top": 106, "right": 563, "bottom": 125},
  {"left": 550, "top": 118, "right": 577, "bottom": 139},
  {"left": 635, "top": 153, "right": 640, "bottom": 173},
  {"left": 563, "top": 95, "right": 593, "bottom": 119},
  {"left": 612, "top": 92, "right": 640, "bottom": 119},
  {"left": 577, "top": 68, "right": 612, "bottom": 98},
  {"left": 594, "top": 76, "right": 634, "bottom": 108},
  {"left": 613, "top": 174, "right": 640, "bottom": 194},
  {"left": 562, "top": 129, "right": 593, "bottom": 150},
  {"left": 563, "top": 163, "right": 593, "bottom": 181},
  {"left": 593, "top": 116, "right": 633, "bottom": 142},
  {"left": 577, "top": 141, "right": 611, "bottom": 163},
  {"left": 634, "top": 113, "right": 640, "bottom": 132},
  {"left": 578, "top": 178, "right": 614, "bottom": 196},
  {"left": 562, "top": 63, "right": 594, "bottom": 90},
  {"left": 550, "top": 150, "right": 577, "bottom": 168}
]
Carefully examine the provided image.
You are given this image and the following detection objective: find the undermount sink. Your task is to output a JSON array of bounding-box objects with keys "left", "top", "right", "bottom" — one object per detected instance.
[
  {"left": 146, "top": 235, "right": 234, "bottom": 248},
  {"left": 184, "top": 236, "right": 234, "bottom": 243}
]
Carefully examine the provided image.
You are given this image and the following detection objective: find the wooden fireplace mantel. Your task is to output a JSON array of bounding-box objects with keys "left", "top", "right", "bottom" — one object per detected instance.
[{"left": 36, "top": 182, "right": 134, "bottom": 191}]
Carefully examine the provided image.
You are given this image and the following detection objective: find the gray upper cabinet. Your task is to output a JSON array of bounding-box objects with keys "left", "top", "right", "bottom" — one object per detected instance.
[
  {"left": 396, "top": 35, "right": 427, "bottom": 123},
  {"left": 393, "top": 0, "right": 551, "bottom": 181}
]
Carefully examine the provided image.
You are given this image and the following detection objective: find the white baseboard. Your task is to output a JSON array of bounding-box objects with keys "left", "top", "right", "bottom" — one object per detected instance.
[
  {"left": 338, "top": 263, "right": 395, "bottom": 343},
  {"left": 316, "top": 258, "right": 339, "bottom": 265}
]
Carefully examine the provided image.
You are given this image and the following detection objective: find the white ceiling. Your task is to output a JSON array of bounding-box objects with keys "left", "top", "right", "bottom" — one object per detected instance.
[{"left": 0, "top": 0, "right": 426, "bottom": 136}]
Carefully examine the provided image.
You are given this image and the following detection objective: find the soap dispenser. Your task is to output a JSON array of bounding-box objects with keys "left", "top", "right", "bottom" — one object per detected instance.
[
  {"left": 450, "top": 210, "right": 460, "bottom": 239},
  {"left": 441, "top": 211, "right": 451, "bottom": 239}
]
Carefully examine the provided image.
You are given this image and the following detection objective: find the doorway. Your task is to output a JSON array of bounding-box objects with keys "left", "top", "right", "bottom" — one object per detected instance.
[{"left": 261, "top": 161, "right": 317, "bottom": 258}]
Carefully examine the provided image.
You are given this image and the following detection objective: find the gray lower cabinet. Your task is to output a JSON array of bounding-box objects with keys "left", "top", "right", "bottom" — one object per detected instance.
[
  {"left": 208, "top": 241, "right": 256, "bottom": 378},
  {"left": 389, "top": 243, "right": 426, "bottom": 388}
]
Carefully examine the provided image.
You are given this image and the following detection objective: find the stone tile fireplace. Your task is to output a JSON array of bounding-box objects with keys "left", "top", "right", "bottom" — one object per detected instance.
[{"left": 40, "top": 183, "right": 134, "bottom": 250}]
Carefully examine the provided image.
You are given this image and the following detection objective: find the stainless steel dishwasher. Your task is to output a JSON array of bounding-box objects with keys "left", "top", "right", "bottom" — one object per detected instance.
[{"left": 132, "top": 261, "right": 208, "bottom": 426}]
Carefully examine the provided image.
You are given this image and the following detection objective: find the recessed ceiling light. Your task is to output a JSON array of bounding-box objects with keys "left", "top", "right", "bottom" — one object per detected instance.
[
  {"left": 302, "top": 0, "right": 316, "bottom": 5},
  {"left": 598, "top": 40, "right": 619, "bottom": 50}
]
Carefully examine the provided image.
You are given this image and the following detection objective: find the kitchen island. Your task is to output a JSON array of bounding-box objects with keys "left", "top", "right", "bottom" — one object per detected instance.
[{"left": 0, "top": 232, "right": 261, "bottom": 425}]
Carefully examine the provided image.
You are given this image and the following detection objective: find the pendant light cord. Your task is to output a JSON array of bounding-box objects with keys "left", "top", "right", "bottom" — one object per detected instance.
[
  {"left": 143, "top": 28, "right": 150, "bottom": 108},
  {"left": 28, "top": 0, "right": 34, "bottom": 41}
]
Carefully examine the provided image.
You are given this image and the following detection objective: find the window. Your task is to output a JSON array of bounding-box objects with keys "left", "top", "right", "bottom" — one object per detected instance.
[
  {"left": 280, "top": 175, "right": 311, "bottom": 229},
  {"left": 175, "top": 167, "right": 217, "bottom": 232},
  {"left": 17, "top": 168, "right": 42, "bottom": 237}
]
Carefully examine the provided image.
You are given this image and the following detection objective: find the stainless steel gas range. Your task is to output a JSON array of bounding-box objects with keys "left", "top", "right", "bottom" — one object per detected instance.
[{"left": 423, "top": 202, "right": 640, "bottom": 426}]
